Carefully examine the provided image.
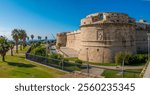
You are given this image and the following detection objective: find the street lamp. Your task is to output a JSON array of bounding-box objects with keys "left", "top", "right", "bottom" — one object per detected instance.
[
  {"left": 122, "top": 39, "right": 126, "bottom": 78},
  {"left": 147, "top": 33, "right": 150, "bottom": 60},
  {"left": 122, "top": 53, "right": 125, "bottom": 78},
  {"left": 86, "top": 48, "right": 89, "bottom": 77}
]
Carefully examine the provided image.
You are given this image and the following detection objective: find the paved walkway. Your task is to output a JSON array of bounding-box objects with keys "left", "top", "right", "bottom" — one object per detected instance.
[
  {"left": 90, "top": 65, "right": 144, "bottom": 70},
  {"left": 144, "top": 63, "right": 150, "bottom": 78}
]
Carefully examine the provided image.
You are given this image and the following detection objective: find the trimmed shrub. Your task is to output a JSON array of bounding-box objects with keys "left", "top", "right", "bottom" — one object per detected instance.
[
  {"left": 115, "top": 52, "right": 148, "bottom": 65},
  {"left": 75, "top": 59, "right": 83, "bottom": 67}
]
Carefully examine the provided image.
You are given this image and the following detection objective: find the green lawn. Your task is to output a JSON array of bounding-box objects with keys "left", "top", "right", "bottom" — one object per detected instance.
[
  {"left": 101, "top": 69, "right": 142, "bottom": 78},
  {"left": 0, "top": 46, "right": 66, "bottom": 78}
]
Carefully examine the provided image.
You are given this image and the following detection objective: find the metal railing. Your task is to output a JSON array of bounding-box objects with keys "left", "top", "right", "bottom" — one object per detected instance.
[{"left": 26, "top": 53, "right": 82, "bottom": 72}]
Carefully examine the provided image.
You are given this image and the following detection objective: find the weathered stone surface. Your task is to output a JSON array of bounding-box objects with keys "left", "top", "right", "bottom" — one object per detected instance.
[{"left": 56, "top": 12, "right": 150, "bottom": 63}]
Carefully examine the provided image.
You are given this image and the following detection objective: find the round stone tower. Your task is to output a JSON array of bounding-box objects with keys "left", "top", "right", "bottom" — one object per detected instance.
[{"left": 78, "top": 12, "right": 137, "bottom": 63}]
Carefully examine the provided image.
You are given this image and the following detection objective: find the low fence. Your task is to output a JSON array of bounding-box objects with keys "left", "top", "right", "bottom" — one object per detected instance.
[{"left": 26, "top": 53, "right": 83, "bottom": 72}]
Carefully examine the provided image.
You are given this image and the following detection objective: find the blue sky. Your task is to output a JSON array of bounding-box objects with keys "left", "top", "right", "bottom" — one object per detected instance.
[{"left": 0, "top": 0, "right": 150, "bottom": 40}]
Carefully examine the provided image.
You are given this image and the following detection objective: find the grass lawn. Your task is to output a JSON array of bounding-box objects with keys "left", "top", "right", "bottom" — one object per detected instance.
[
  {"left": 101, "top": 69, "right": 142, "bottom": 78},
  {"left": 0, "top": 46, "right": 66, "bottom": 78}
]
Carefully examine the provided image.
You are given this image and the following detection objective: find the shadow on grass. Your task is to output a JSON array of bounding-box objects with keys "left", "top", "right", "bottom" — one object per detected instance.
[
  {"left": 18, "top": 56, "right": 26, "bottom": 59},
  {"left": 7, "top": 62, "right": 36, "bottom": 68}
]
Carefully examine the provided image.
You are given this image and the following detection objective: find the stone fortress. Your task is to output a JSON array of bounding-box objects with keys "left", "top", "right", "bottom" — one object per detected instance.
[{"left": 56, "top": 12, "right": 150, "bottom": 63}]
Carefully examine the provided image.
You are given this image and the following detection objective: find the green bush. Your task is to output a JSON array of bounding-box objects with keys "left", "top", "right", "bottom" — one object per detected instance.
[
  {"left": 49, "top": 54, "right": 63, "bottom": 59},
  {"left": 31, "top": 46, "right": 46, "bottom": 57},
  {"left": 115, "top": 52, "right": 132, "bottom": 65},
  {"left": 129, "top": 54, "right": 148, "bottom": 65},
  {"left": 64, "top": 59, "right": 69, "bottom": 62},
  {"left": 115, "top": 52, "right": 148, "bottom": 65}
]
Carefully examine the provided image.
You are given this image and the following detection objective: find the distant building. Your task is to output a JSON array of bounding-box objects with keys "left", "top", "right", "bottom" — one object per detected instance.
[{"left": 56, "top": 12, "right": 150, "bottom": 63}]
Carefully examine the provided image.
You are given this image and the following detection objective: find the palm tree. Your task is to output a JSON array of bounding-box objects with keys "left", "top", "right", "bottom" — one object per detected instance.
[
  {"left": 45, "top": 36, "right": 48, "bottom": 41},
  {"left": 0, "top": 36, "right": 10, "bottom": 61},
  {"left": 8, "top": 41, "right": 15, "bottom": 56},
  {"left": 38, "top": 36, "right": 42, "bottom": 41},
  {"left": 19, "top": 29, "right": 27, "bottom": 49},
  {"left": 31, "top": 34, "right": 34, "bottom": 41},
  {"left": 11, "top": 29, "right": 19, "bottom": 53}
]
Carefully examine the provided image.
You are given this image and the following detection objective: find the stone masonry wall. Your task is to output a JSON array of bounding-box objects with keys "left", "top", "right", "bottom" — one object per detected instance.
[{"left": 56, "top": 12, "right": 150, "bottom": 63}]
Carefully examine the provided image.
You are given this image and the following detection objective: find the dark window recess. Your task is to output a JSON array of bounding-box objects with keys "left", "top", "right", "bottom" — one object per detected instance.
[
  {"left": 97, "top": 49, "right": 99, "bottom": 52},
  {"left": 117, "top": 20, "right": 119, "bottom": 22}
]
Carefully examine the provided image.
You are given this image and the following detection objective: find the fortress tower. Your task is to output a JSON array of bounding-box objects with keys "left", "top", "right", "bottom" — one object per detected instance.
[{"left": 78, "top": 12, "right": 137, "bottom": 63}]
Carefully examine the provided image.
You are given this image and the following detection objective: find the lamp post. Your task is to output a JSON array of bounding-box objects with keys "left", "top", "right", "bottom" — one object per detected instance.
[
  {"left": 122, "top": 38, "right": 126, "bottom": 78},
  {"left": 122, "top": 53, "right": 125, "bottom": 78},
  {"left": 86, "top": 48, "right": 89, "bottom": 77},
  {"left": 147, "top": 33, "right": 150, "bottom": 60},
  {"left": 46, "top": 39, "right": 48, "bottom": 56}
]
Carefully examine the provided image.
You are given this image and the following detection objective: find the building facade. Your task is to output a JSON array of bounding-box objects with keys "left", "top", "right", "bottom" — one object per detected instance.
[{"left": 56, "top": 12, "right": 150, "bottom": 63}]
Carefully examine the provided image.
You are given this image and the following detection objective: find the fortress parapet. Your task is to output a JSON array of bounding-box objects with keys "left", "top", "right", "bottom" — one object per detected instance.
[{"left": 81, "top": 12, "right": 136, "bottom": 26}]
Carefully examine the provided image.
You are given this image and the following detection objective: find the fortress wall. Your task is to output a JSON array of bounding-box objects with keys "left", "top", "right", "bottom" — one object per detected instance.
[
  {"left": 66, "top": 30, "right": 82, "bottom": 51},
  {"left": 136, "top": 30, "right": 148, "bottom": 53}
]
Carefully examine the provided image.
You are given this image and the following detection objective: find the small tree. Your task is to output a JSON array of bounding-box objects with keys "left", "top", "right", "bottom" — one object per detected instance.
[
  {"left": 115, "top": 52, "right": 132, "bottom": 65},
  {"left": 0, "top": 36, "right": 10, "bottom": 61}
]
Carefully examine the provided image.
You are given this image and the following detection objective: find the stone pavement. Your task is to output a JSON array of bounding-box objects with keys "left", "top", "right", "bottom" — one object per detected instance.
[
  {"left": 144, "top": 63, "right": 150, "bottom": 78},
  {"left": 90, "top": 65, "right": 144, "bottom": 70}
]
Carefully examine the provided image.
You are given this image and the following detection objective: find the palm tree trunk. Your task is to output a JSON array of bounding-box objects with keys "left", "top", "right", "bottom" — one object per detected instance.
[
  {"left": 23, "top": 37, "right": 26, "bottom": 49},
  {"left": 2, "top": 55, "right": 5, "bottom": 62},
  {"left": 20, "top": 43, "right": 22, "bottom": 51},
  {"left": 16, "top": 39, "right": 18, "bottom": 53},
  {"left": 11, "top": 48, "right": 13, "bottom": 56}
]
